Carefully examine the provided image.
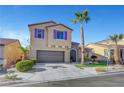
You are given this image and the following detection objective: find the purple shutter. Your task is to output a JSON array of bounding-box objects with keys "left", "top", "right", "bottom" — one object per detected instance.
[
  {"left": 65, "top": 32, "right": 67, "bottom": 40},
  {"left": 34, "top": 29, "right": 37, "bottom": 38},
  {"left": 54, "top": 30, "right": 57, "bottom": 39},
  {"left": 42, "top": 30, "right": 44, "bottom": 39}
]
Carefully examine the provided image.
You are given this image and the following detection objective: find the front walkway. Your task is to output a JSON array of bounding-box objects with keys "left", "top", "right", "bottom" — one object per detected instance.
[{"left": 15, "top": 63, "right": 98, "bottom": 82}]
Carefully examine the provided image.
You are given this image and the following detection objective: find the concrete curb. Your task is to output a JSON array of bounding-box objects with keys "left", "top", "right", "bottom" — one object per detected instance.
[{"left": 3, "top": 71, "right": 124, "bottom": 87}]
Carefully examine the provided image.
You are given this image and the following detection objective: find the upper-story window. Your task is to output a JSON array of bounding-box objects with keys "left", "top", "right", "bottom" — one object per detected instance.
[
  {"left": 34, "top": 29, "right": 44, "bottom": 39},
  {"left": 53, "top": 30, "right": 67, "bottom": 40}
]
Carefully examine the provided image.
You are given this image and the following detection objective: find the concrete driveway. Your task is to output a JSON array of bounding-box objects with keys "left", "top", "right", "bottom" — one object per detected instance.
[{"left": 16, "top": 63, "right": 98, "bottom": 82}]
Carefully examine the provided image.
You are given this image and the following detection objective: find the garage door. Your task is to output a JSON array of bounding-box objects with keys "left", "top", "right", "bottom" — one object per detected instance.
[{"left": 37, "top": 50, "right": 64, "bottom": 63}]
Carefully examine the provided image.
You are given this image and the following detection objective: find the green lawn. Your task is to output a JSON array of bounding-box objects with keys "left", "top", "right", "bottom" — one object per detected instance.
[{"left": 75, "top": 63, "right": 107, "bottom": 68}]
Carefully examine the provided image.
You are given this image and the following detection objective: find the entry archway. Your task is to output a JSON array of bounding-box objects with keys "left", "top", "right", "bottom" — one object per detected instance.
[{"left": 70, "top": 49, "right": 77, "bottom": 62}]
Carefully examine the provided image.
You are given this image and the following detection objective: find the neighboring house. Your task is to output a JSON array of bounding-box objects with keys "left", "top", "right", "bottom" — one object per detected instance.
[
  {"left": 84, "top": 48, "right": 93, "bottom": 58},
  {"left": 0, "top": 38, "right": 22, "bottom": 66},
  {"left": 87, "top": 39, "right": 124, "bottom": 62},
  {"left": 28, "top": 21, "right": 72, "bottom": 63}
]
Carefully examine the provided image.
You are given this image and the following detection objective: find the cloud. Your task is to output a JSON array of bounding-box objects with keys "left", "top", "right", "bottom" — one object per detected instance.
[{"left": 0, "top": 29, "right": 29, "bottom": 47}]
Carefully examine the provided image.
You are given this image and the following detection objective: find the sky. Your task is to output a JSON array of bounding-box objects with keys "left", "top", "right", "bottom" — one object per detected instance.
[{"left": 0, "top": 5, "right": 124, "bottom": 46}]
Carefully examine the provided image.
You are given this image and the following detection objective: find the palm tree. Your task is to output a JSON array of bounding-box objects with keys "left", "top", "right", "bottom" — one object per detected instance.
[
  {"left": 109, "top": 34, "right": 124, "bottom": 64},
  {"left": 19, "top": 46, "right": 28, "bottom": 61},
  {"left": 72, "top": 9, "right": 90, "bottom": 64}
]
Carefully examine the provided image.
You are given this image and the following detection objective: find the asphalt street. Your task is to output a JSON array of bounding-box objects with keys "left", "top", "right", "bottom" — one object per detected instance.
[{"left": 14, "top": 73, "right": 124, "bottom": 87}]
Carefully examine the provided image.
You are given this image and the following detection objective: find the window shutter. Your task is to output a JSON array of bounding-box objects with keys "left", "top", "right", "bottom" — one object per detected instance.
[
  {"left": 65, "top": 32, "right": 67, "bottom": 40},
  {"left": 42, "top": 30, "right": 44, "bottom": 39},
  {"left": 34, "top": 29, "right": 37, "bottom": 38},
  {"left": 54, "top": 30, "right": 57, "bottom": 39}
]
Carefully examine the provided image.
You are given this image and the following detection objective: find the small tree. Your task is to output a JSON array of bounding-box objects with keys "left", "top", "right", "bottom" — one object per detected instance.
[
  {"left": 19, "top": 46, "right": 28, "bottom": 61},
  {"left": 109, "top": 34, "right": 124, "bottom": 64},
  {"left": 72, "top": 9, "right": 90, "bottom": 64}
]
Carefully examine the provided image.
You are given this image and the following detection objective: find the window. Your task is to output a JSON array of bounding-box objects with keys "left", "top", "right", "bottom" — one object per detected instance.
[
  {"left": 110, "top": 49, "right": 114, "bottom": 60},
  {"left": 53, "top": 30, "right": 67, "bottom": 40},
  {"left": 34, "top": 29, "right": 44, "bottom": 39},
  {"left": 120, "top": 49, "right": 123, "bottom": 60},
  {"left": 104, "top": 49, "right": 108, "bottom": 57},
  {"left": 57, "top": 32, "right": 64, "bottom": 39}
]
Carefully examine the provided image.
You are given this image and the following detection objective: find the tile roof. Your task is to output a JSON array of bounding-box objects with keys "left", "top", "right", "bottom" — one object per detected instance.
[
  {"left": 46, "top": 24, "right": 73, "bottom": 31},
  {"left": 71, "top": 42, "right": 80, "bottom": 46},
  {"left": 0, "top": 38, "right": 19, "bottom": 46},
  {"left": 28, "top": 21, "right": 57, "bottom": 26},
  {"left": 28, "top": 20, "right": 73, "bottom": 31}
]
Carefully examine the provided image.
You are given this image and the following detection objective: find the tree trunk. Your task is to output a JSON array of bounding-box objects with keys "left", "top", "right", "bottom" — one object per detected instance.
[
  {"left": 114, "top": 46, "right": 120, "bottom": 64},
  {"left": 21, "top": 53, "right": 27, "bottom": 61},
  {"left": 80, "top": 24, "right": 85, "bottom": 64}
]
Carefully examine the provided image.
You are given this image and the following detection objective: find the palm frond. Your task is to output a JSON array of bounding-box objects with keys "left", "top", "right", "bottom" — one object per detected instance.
[
  {"left": 85, "top": 16, "right": 90, "bottom": 23},
  {"left": 83, "top": 10, "right": 89, "bottom": 16},
  {"left": 75, "top": 12, "right": 81, "bottom": 17},
  {"left": 109, "top": 34, "right": 124, "bottom": 45},
  {"left": 72, "top": 19, "right": 78, "bottom": 24},
  {"left": 118, "top": 34, "right": 124, "bottom": 40},
  {"left": 72, "top": 9, "right": 90, "bottom": 24}
]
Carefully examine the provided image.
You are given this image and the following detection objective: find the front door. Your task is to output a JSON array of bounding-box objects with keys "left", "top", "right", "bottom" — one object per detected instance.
[{"left": 70, "top": 49, "right": 77, "bottom": 62}]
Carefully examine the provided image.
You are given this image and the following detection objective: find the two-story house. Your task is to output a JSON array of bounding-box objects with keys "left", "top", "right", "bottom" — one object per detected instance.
[{"left": 28, "top": 21, "right": 72, "bottom": 63}]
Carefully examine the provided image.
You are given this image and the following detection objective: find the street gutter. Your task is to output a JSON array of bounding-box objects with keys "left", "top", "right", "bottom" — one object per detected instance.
[{"left": 2, "top": 71, "right": 124, "bottom": 87}]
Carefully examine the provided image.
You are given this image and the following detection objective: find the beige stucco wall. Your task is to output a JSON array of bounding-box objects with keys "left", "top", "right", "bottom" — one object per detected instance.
[
  {"left": 87, "top": 44, "right": 108, "bottom": 60},
  {"left": 47, "top": 25, "right": 72, "bottom": 47},
  {"left": 29, "top": 23, "right": 72, "bottom": 63},
  {"left": 4, "top": 41, "right": 22, "bottom": 66}
]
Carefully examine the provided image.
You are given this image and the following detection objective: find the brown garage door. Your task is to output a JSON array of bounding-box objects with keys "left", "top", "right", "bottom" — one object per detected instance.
[{"left": 37, "top": 50, "right": 64, "bottom": 63}]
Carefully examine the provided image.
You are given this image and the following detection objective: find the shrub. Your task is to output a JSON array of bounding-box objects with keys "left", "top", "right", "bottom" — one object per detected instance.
[
  {"left": 5, "top": 74, "right": 17, "bottom": 80},
  {"left": 98, "top": 60, "right": 107, "bottom": 64},
  {"left": 16, "top": 60, "right": 34, "bottom": 72},
  {"left": 84, "top": 56, "right": 91, "bottom": 62},
  {"left": 31, "top": 59, "right": 37, "bottom": 65},
  {"left": 5, "top": 70, "right": 17, "bottom": 80},
  {"left": 0, "top": 64, "right": 3, "bottom": 67}
]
